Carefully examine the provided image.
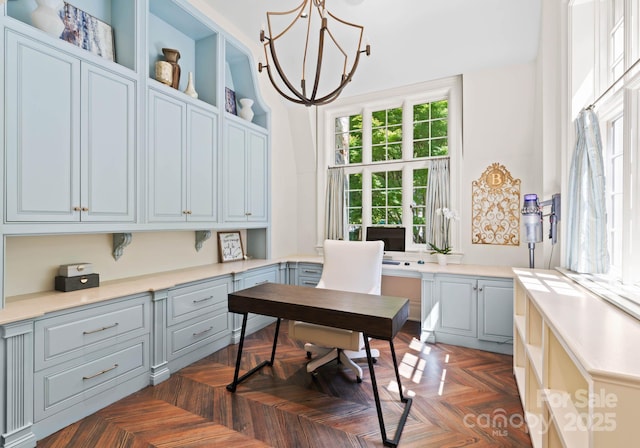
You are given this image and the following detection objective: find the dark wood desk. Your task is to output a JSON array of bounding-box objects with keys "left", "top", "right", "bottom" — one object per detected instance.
[{"left": 226, "top": 282, "right": 412, "bottom": 447}]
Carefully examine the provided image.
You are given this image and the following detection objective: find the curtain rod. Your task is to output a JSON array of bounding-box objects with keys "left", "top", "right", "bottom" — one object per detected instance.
[
  {"left": 327, "top": 155, "right": 450, "bottom": 169},
  {"left": 588, "top": 57, "right": 640, "bottom": 109}
]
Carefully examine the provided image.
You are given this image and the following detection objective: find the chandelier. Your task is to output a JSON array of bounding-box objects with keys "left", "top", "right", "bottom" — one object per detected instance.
[{"left": 258, "top": 0, "right": 370, "bottom": 107}]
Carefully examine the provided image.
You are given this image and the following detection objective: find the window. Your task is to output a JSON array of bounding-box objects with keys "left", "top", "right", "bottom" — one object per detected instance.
[
  {"left": 323, "top": 77, "right": 461, "bottom": 251},
  {"left": 568, "top": 0, "right": 640, "bottom": 316}
]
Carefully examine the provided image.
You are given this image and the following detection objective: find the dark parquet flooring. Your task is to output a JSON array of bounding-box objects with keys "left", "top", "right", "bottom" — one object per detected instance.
[{"left": 37, "top": 321, "right": 532, "bottom": 447}]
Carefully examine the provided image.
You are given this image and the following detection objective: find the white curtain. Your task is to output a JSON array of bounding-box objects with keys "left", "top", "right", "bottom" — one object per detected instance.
[
  {"left": 565, "top": 108, "right": 610, "bottom": 273},
  {"left": 425, "top": 158, "right": 450, "bottom": 250},
  {"left": 325, "top": 167, "right": 345, "bottom": 240}
]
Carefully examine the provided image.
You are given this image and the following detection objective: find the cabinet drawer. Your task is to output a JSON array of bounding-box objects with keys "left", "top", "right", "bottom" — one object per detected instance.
[
  {"left": 34, "top": 335, "right": 149, "bottom": 421},
  {"left": 298, "top": 263, "right": 322, "bottom": 287},
  {"left": 169, "top": 313, "right": 230, "bottom": 358},
  {"left": 168, "top": 277, "right": 230, "bottom": 326},
  {"left": 243, "top": 267, "right": 278, "bottom": 287},
  {"left": 34, "top": 294, "right": 150, "bottom": 371}
]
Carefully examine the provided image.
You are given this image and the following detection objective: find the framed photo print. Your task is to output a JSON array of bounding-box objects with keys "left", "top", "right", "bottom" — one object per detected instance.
[
  {"left": 218, "top": 231, "right": 244, "bottom": 263},
  {"left": 60, "top": 2, "right": 115, "bottom": 62},
  {"left": 225, "top": 87, "right": 237, "bottom": 114}
]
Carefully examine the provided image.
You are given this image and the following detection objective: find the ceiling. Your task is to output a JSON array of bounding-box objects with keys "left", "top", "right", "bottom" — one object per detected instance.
[{"left": 203, "top": 0, "right": 542, "bottom": 100}]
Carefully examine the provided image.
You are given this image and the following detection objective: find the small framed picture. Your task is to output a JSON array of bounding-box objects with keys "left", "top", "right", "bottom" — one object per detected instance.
[
  {"left": 225, "top": 87, "right": 237, "bottom": 114},
  {"left": 60, "top": 2, "right": 115, "bottom": 62},
  {"left": 218, "top": 231, "right": 244, "bottom": 263}
]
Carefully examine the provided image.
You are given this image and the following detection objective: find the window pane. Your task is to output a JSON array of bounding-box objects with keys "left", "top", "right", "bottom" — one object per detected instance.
[
  {"left": 431, "top": 100, "right": 448, "bottom": 119},
  {"left": 334, "top": 113, "right": 363, "bottom": 165},
  {"left": 432, "top": 119, "right": 447, "bottom": 138},
  {"left": 372, "top": 190, "right": 386, "bottom": 206},
  {"left": 412, "top": 168, "right": 428, "bottom": 244},
  {"left": 432, "top": 138, "right": 448, "bottom": 156},
  {"left": 414, "top": 103, "right": 430, "bottom": 121},
  {"left": 372, "top": 110, "right": 386, "bottom": 125},
  {"left": 388, "top": 170, "right": 402, "bottom": 188},
  {"left": 388, "top": 125, "right": 402, "bottom": 142},
  {"left": 388, "top": 107, "right": 403, "bottom": 125},
  {"left": 346, "top": 173, "right": 363, "bottom": 240},
  {"left": 413, "top": 141, "right": 429, "bottom": 158},
  {"left": 372, "top": 145, "right": 386, "bottom": 162},
  {"left": 388, "top": 143, "right": 402, "bottom": 160},
  {"left": 414, "top": 122, "right": 429, "bottom": 140},
  {"left": 350, "top": 115, "right": 362, "bottom": 130},
  {"left": 372, "top": 106, "right": 403, "bottom": 162},
  {"left": 348, "top": 225, "right": 362, "bottom": 241}
]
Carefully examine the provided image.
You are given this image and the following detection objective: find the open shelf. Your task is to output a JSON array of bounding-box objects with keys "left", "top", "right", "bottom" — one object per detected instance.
[
  {"left": 7, "top": 0, "right": 137, "bottom": 71},
  {"left": 542, "top": 388, "right": 589, "bottom": 448},
  {"left": 224, "top": 39, "right": 268, "bottom": 129},
  {"left": 148, "top": 0, "right": 218, "bottom": 108}
]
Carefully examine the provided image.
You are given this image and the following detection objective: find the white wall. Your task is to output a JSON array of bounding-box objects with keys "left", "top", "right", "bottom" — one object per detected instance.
[{"left": 461, "top": 62, "right": 540, "bottom": 267}]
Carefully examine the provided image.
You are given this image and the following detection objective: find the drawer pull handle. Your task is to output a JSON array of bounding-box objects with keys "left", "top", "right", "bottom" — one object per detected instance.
[
  {"left": 303, "top": 281, "right": 318, "bottom": 285},
  {"left": 303, "top": 270, "right": 320, "bottom": 274},
  {"left": 193, "top": 326, "right": 214, "bottom": 337},
  {"left": 80, "top": 277, "right": 89, "bottom": 284},
  {"left": 83, "top": 364, "right": 118, "bottom": 380},
  {"left": 83, "top": 322, "right": 119, "bottom": 335},
  {"left": 255, "top": 280, "right": 269, "bottom": 285},
  {"left": 193, "top": 296, "right": 214, "bottom": 304}
]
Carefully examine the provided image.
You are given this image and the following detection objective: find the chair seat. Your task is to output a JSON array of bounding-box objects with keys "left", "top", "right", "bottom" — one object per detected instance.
[{"left": 289, "top": 320, "right": 362, "bottom": 352}]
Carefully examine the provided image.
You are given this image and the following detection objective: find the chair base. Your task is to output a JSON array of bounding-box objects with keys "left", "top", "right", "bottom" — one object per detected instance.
[{"left": 304, "top": 343, "right": 380, "bottom": 382}]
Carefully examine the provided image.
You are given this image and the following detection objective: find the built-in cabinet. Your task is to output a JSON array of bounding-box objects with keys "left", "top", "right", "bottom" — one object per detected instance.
[
  {"left": 513, "top": 269, "right": 640, "bottom": 448},
  {"left": 427, "top": 274, "right": 513, "bottom": 355},
  {"left": 1, "top": 0, "right": 272, "bottom": 308},
  {"left": 223, "top": 120, "right": 269, "bottom": 223},
  {"left": 32, "top": 293, "right": 152, "bottom": 440},
  {"left": 5, "top": 31, "right": 136, "bottom": 223},
  {"left": 147, "top": 88, "right": 219, "bottom": 223}
]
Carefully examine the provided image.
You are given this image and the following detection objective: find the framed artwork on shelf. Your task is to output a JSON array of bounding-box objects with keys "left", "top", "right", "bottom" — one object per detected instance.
[
  {"left": 218, "top": 231, "right": 244, "bottom": 263},
  {"left": 60, "top": 2, "right": 115, "bottom": 62},
  {"left": 225, "top": 87, "right": 237, "bottom": 114}
]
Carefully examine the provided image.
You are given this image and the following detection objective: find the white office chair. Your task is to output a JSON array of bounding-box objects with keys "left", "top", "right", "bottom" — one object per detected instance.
[{"left": 288, "top": 239, "right": 384, "bottom": 382}]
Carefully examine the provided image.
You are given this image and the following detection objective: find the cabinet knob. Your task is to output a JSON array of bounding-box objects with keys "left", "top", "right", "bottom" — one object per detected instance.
[
  {"left": 73, "top": 206, "right": 81, "bottom": 211},
  {"left": 81, "top": 207, "right": 89, "bottom": 212},
  {"left": 245, "top": 212, "right": 252, "bottom": 216}
]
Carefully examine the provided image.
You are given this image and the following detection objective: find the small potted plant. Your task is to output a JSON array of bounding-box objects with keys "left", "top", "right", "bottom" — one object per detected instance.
[{"left": 429, "top": 207, "right": 459, "bottom": 265}]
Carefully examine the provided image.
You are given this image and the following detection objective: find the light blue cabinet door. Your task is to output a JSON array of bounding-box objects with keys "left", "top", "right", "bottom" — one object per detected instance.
[
  {"left": 186, "top": 105, "right": 218, "bottom": 222},
  {"left": 435, "top": 276, "right": 477, "bottom": 337},
  {"left": 147, "top": 89, "right": 187, "bottom": 222},
  {"left": 222, "top": 121, "right": 268, "bottom": 223},
  {"left": 247, "top": 131, "right": 268, "bottom": 222},
  {"left": 223, "top": 122, "right": 248, "bottom": 221},
  {"left": 5, "top": 32, "right": 80, "bottom": 222},
  {"left": 477, "top": 279, "right": 513, "bottom": 343},
  {"left": 81, "top": 64, "right": 136, "bottom": 222}
]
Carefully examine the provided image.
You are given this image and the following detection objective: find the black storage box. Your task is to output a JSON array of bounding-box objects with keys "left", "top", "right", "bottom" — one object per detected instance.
[{"left": 54, "top": 273, "right": 100, "bottom": 292}]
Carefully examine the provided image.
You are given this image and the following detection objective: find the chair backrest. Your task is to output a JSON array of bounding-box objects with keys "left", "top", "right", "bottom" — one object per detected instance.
[{"left": 316, "top": 239, "right": 384, "bottom": 295}]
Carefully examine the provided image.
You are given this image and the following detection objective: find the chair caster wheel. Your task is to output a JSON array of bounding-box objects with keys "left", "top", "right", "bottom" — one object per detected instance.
[
  {"left": 356, "top": 377, "right": 362, "bottom": 383},
  {"left": 311, "top": 371, "right": 318, "bottom": 380},
  {"left": 306, "top": 351, "right": 312, "bottom": 359},
  {"left": 373, "top": 358, "right": 377, "bottom": 364}
]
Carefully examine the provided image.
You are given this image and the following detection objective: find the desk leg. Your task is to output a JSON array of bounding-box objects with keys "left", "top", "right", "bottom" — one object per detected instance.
[
  {"left": 227, "top": 315, "right": 281, "bottom": 392},
  {"left": 363, "top": 334, "right": 413, "bottom": 448}
]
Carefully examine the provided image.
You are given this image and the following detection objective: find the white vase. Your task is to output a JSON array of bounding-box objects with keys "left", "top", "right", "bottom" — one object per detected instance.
[
  {"left": 31, "top": 0, "right": 65, "bottom": 38},
  {"left": 238, "top": 98, "right": 254, "bottom": 122},
  {"left": 184, "top": 72, "right": 198, "bottom": 98},
  {"left": 436, "top": 253, "right": 448, "bottom": 266}
]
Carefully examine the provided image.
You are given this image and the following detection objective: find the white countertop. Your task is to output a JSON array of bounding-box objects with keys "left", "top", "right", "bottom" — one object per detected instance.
[
  {"left": 513, "top": 268, "right": 640, "bottom": 383},
  {"left": 1, "top": 256, "right": 514, "bottom": 326}
]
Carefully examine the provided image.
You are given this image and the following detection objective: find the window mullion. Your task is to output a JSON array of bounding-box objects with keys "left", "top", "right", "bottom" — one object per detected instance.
[
  {"left": 362, "top": 166, "right": 372, "bottom": 231},
  {"left": 402, "top": 99, "right": 412, "bottom": 161},
  {"left": 362, "top": 108, "right": 372, "bottom": 165}
]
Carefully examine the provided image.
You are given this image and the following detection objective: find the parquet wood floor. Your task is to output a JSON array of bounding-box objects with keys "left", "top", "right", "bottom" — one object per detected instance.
[{"left": 37, "top": 321, "right": 532, "bottom": 447}]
